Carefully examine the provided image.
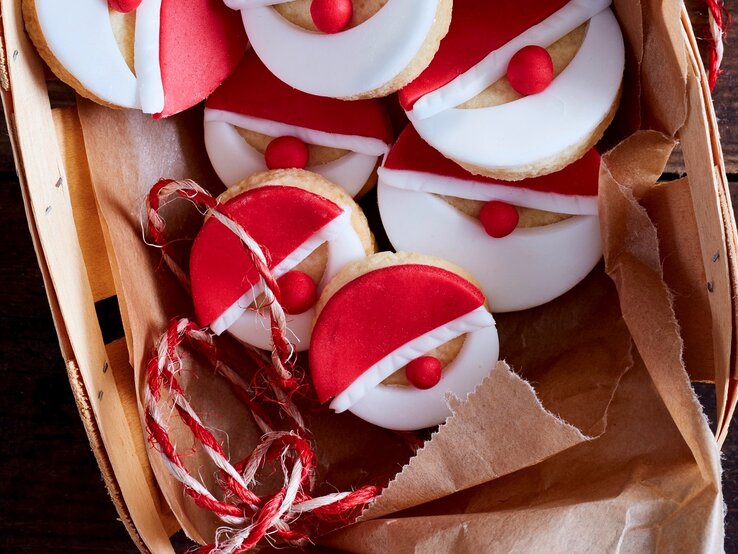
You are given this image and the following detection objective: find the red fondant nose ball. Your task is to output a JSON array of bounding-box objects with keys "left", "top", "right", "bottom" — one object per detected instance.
[
  {"left": 264, "top": 136, "right": 309, "bottom": 170},
  {"left": 507, "top": 45, "right": 554, "bottom": 96},
  {"left": 479, "top": 201, "right": 519, "bottom": 238},
  {"left": 277, "top": 271, "right": 317, "bottom": 315},
  {"left": 108, "top": 0, "right": 142, "bottom": 12},
  {"left": 405, "top": 356, "right": 442, "bottom": 390},
  {"left": 311, "top": 0, "right": 353, "bottom": 34}
]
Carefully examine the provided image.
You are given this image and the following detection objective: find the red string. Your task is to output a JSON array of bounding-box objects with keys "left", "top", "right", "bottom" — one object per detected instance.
[
  {"left": 143, "top": 181, "right": 383, "bottom": 551},
  {"left": 704, "top": 0, "right": 730, "bottom": 91}
]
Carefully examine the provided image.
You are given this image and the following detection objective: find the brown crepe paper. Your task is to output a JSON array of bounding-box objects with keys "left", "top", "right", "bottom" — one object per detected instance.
[{"left": 74, "top": 0, "right": 724, "bottom": 550}]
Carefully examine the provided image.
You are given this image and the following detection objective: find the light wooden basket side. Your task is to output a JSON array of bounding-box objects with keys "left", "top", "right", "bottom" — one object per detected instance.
[
  {"left": 678, "top": 11, "right": 738, "bottom": 443},
  {"left": 0, "top": 0, "right": 178, "bottom": 551}
]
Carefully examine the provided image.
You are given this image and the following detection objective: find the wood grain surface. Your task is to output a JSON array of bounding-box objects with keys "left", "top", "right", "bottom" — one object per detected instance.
[{"left": 1, "top": 3, "right": 738, "bottom": 553}]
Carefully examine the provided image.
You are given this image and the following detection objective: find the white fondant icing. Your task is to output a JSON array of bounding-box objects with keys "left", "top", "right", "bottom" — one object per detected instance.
[
  {"left": 408, "top": 9, "right": 624, "bottom": 172},
  {"left": 224, "top": 0, "right": 292, "bottom": 9},
  {"left": 205, "top": 109, "right": 390, "bottom": 157},
  {"left": 345, "top": 310, "right": 500, "bottom": 431},
  {"left": 314, "top": 150, "right": 378, "bottom": 198},
  {"left": 377, "top": 167, "right": 597, "bottom": 216},
  {"left": 210, "top": 208, "right": 366, "bottom": 352},
  {"left": 134, "top": 0, "right": 165, "bottom": 114},
  {"left": 34, "top": 0, "right": 139, "bottom": 108},
  {"left": 410, "top": 0, "right": 611, "bottom": 119},
  {"left": 238, "top": 0, "right": 440, "bottom": 98},
  {"left": 224, "top": 0, "right": 294, "bottom": 10},
  {"left": 331, "top": 306, "right": 495, "bottom": 413},
  {"left": 378, "top": 182, "right": 603, "bottom": 312},
  {"left": 204, "top": 118, "right": 379, "bottom": 197}
]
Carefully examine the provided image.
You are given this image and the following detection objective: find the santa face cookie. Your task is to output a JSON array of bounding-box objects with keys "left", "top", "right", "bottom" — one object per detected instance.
[
  {"left": 310, "top": 252, "right": 498, "bottom": 431},
  {"left": 24, "top": 0, "right": 247, "bottom": 117},
  {"left": 204, "top": 52, "right": 393, "bottom": 198},
  {"left": 190, "top": 170, "right": 374, "bottom": 352},
  {"left": 225, "top": 0, "right": 452, "bottom": 99},
  {"left": 399, "top": 0, "right": 624, "bottom": 180},
  {"left": 378, "top": 126, "right": 602, "bottom": 313}
]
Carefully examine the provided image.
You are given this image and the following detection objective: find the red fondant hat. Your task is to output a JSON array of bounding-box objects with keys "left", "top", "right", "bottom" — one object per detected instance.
[
  {"left": 157, "top": 0, "right": 247, "bottom": 118},
  {"left": 381, "top": 126, "right": 599, "bottom": 214},
  {"left": 190, "top": 185, "right": 344, "bottom": 327},
  {"left": 309, "top": 264, "right": 486, "bottom": 403},
  {"left": 399, "top": 0, "right": 569, "bottom": 110},
  {"left": 207, "top": 51, "right": 394, "bottom": 145}
]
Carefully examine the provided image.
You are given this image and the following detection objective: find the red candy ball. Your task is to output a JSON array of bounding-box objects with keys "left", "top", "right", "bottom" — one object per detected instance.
[
  {"left": 108, "top": 0, "right": 142, "bottom": 13},
  {"left": 311, "top": 0, "right": 353, "bottom": 34},
  {"left": 479, "top": 201, "right": 519, "bottom": 238},
  {"left": 277, "top": 271, "right": 317, "bottom": 315},
  {"left": 405, "top": 356, "right": 442, "bottom": 390},
  {"left": 507, "top": 45, "right": 554, "bottom": 96},
  {"left": 264, "top": 136, "right": 309, "bottom": 170}
]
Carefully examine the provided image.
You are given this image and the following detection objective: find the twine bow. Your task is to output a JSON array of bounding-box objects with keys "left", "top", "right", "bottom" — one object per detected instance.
[{"left": 144, "top": 179, "right": 380, "bottom": 552}]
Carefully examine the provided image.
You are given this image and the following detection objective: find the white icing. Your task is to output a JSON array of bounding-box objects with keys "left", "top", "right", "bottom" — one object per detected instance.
[
  {"left": 378, "top": 182, "right": 603, "bottom": 312},
  {"left": 224, "top": 0, "right": 292, "bottom": 8},
  {"left": 210, "top": 208, "right": 366, "bottom": 352},
  {"left": 205, "top": 109, "right": 390, "bottom": 157},
  {"left": 331, "top": 306, "right": 495, "bottom": 413},
  {"left": 408, "top": 9, "right": 625, "bottom": 172},
  {"left": 313, "top": 150, "right": 378, "bottom": 198},
  {"left": 378, "top": 167, "right": 597, "bottom": 216},
  {"left": 134, "top": 0, "right": 165, "bottom": 114},
  {"left": 410, "top": 0, "right": 611, "bottom": 120},
  {"left": 342, "top": 308, "right": 500, "bottom": 431},
  {"left": 238, "top": 0, "right": 440, "bottom": 98},
  {"left": 34, "top": 0, "right": 139, "bottom": 108},
  {"left": 204, "top": 118, "right": 379, "bottom": 196}
]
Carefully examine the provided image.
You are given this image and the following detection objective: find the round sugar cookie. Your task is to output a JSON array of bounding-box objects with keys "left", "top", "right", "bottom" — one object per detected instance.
[
  {"left": 399, "top": 0, "right": 624, "bottom": 180},
  {"left": 205, "top": 52, "right": 393, "bottom": 198},
  {"left": 225, "top": 0, "right": 453, "bottom": 99},
  {"left": 190, "top": 169, "right": 374, "bottom": 353},
  {"left": 23, "top": 0, "right": 247, "bottom": 116},
  {"left": 310, "top": 252, "right": 499, "bottom": 431},
  {"left": 377, "top": 126, "right": 603, "bottom": 312}
]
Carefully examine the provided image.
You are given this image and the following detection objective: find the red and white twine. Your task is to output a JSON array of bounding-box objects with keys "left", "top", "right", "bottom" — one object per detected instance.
[
  {"left": 144, "top": 180, "right": 379, "bottom": 552},
  {"left": 704, "top": 0, "right": 729, "bottom": 90}
]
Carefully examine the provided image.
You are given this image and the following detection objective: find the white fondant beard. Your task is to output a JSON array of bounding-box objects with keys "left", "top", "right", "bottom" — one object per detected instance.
[
  {"left": 209, "top": 209, "right": 366, "bottom": 352},
  {"left": 34, "top": 0, "right": 166, "bottom": 114},
  {"left": 330, "top": 307, "right": 498, "bottom": 431},
  {"left": 204, "top": 119, "right": 380, "bottom": 197},
  {"left": 34, "top": 0, "right": 139, "bottom": 108},
  {"left": 408, "top": 8, "right": 625, "bottom": 172},
  {"left": 377, "top": 182, "right": 603, "bottom": 313},
  {"left": 238, "top": 0, "right": 440, "bottom": 98}
]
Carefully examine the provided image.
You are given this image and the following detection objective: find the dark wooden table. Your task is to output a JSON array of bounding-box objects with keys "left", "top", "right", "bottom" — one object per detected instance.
[{"left": 2, "top": 4, "right": 738, "bottom": 553}]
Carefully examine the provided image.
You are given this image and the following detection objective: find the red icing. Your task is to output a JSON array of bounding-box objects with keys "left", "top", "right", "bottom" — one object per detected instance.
[
  {"left": 109, "top": 0, "right": 141, "bottom": 13},
  {"left": 265, "top": 136, "right": 310, "bottom": 170},
  {"left": 479, "top": 201, "right": 519, "bottom": 238},
  {"left": 507, "top": 45, "right": 554, "bottom": 95},
  {"left": 207, "top": 51, "right": 393, "bottom": 145},
  {"left": 405, "top": 356, "right": 442, "bottom": 389},
  {"left": 310, "top": 264, "right": 485, "bottom": 403},
  {"left": 311, "top": 0, "right": 353, "bottom": 34},
  {"left": 277, "top": 271, "right": 318, "bottom": 315},
  {"left": 384, "top": 126, "right": 600, "bottom": 198},
  {"left": 190, "top": 186, "right": 343, "bottom": 327},
  {"left": 157, "top": 0, "right": 247, "bottom": 118},
  {"left": 399, "top": 0, "right": 570, "bottom": 110}
]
